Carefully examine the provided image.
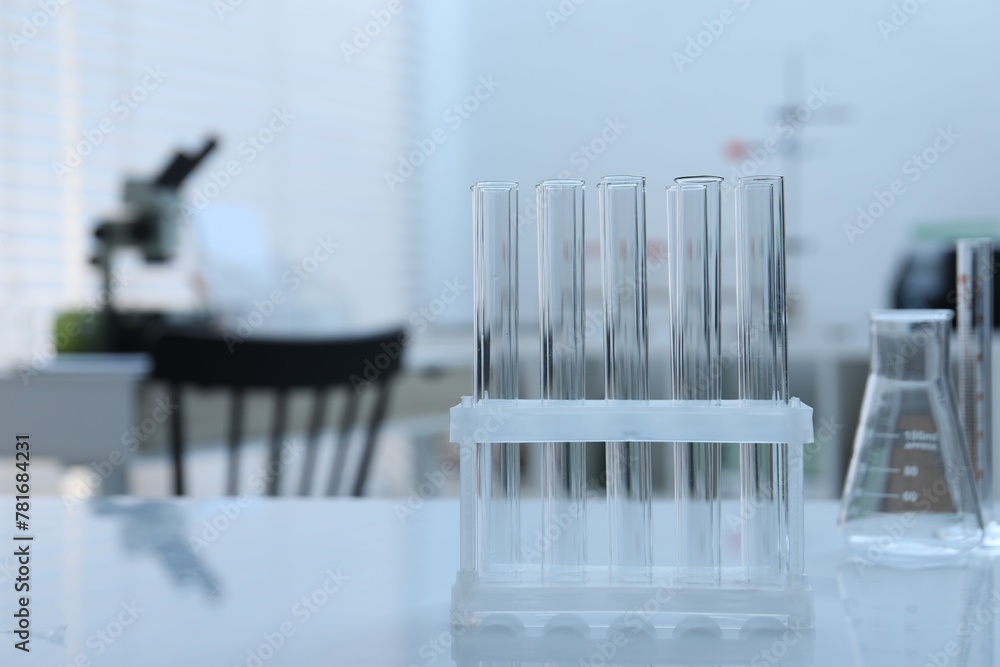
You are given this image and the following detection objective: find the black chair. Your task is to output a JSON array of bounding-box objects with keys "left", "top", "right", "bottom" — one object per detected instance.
[{"left": 148, "top": 327, "right": 405, "bottom": 496}]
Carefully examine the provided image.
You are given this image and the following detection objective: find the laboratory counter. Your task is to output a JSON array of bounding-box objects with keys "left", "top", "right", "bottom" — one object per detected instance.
[{"left": 1, "top": 498, "right": 995, "bottom": 666}]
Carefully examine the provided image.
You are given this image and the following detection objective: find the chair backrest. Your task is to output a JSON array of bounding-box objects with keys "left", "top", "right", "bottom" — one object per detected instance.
[{"left": 149, "top": 327, "right": 405, "bottom": 496}]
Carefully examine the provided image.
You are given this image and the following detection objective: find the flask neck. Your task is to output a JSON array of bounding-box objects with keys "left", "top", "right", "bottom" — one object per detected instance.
[{"left": 870, "top": 311, "right": 952, "bottom": 381}]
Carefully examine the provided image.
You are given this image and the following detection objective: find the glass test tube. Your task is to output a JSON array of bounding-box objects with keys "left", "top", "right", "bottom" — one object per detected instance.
[
  {"left": 537, "top": 180, "right": 587, "bottom": 578},
  {"left": 598, "top": 176, "right": 652, "bottom": 576},
  {"left": 735, "top": 176, "right": 792, "bottom": 578},
  {"left": 956, "top": 238, "right": 996, "bottom": 543},
  {"left": 472, "top": 182, "right": 520, "bottom": 577},
  {"left": 668, "top": 177, "right": 723, "bottom": 575}
]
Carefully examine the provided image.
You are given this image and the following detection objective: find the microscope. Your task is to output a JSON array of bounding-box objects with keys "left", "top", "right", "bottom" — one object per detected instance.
[{"left": 89, "top": 136, "right": 217, "bottom": 351}]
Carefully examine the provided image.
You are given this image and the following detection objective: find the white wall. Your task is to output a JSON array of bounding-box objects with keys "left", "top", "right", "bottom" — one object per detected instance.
[
  {"left": 0, "top": 0, "right": 418, "bottom": 370},
  {"left": 416, "top": 0, "right": 1000, "bottom": 343},
  {"left": 5, "top": 0, "right": 996, "bottom": 359}
]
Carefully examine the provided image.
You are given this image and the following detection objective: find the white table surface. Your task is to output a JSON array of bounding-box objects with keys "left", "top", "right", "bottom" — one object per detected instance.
[{"left": 1, "top": 499, "right": 996, "bottom": 666}]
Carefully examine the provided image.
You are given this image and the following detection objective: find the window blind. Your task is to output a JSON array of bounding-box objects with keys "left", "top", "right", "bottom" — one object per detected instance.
[{"left": 0, "top": 0, "right": 418, "bottom": 369}]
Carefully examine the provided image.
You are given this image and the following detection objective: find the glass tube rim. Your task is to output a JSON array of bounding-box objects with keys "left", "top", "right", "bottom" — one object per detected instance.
[
  {"left": 736, "top": 175, "right": 784, "bottom": 187},
  {"left": 472, "top": 180, "right": 518, "bottom": 191},
  {"left": 870, "top": 308, "right": 953, "bottom": 324},
  {"left": 537, "top": 179, "right": 584, "bottom": 190},
  {"left": 674, "top": 175, "right": 724, "bottom": 185},
  {"left": 598, "top": 175, "right": 645, "bottom": 189}
]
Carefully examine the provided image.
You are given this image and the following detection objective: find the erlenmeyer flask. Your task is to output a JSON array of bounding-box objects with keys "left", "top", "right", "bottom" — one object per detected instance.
[{"left": 840, "top": 310, "right": 983, "bottom": 558}]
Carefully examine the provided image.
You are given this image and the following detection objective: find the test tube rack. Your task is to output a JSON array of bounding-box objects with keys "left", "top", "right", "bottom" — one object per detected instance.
[
  {"left": 450, "top": 398, "right": 816, "bottom": 635},
  {"left": 453, "top": 175, "right": 815, "bottom": 639}
]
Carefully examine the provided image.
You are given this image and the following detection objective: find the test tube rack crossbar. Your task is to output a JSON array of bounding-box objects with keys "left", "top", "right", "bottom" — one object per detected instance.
[
  {"left": 450, "top": 397, "right": 816, "bottom": 634},
  {"left": 450, "top": 397, "right": 814, "bottom": 446}
]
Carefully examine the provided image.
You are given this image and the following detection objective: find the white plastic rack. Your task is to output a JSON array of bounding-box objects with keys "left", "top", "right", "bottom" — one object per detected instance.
[{"left": 450, "top": 398, "right": 816, "bottom": 635}]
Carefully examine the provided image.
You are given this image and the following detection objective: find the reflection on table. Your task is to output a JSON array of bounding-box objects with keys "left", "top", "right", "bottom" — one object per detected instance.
[{"left": 2, "top": 499, "right": 998, "bottom": 665}]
